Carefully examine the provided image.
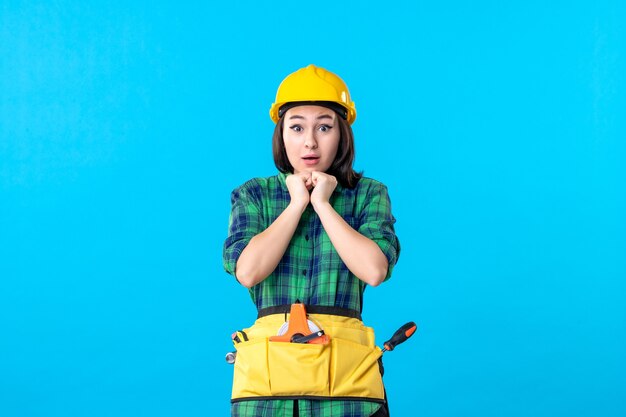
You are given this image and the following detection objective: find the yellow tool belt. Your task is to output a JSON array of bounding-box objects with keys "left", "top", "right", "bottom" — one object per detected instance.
[{"left": 231, "top": 306, "right": 385, "bottom": 403}]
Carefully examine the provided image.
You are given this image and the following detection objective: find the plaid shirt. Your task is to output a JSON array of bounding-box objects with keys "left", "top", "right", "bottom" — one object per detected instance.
[{"left": 223, "top": 172, "right": 400, "bottom": 417}]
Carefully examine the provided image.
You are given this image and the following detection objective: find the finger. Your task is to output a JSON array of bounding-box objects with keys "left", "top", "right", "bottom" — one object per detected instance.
[{"left": 311, "top": 171, "right": 321, "bottom": 186}]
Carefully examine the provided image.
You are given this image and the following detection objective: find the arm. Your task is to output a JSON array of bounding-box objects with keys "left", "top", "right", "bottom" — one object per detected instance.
[
  {"left": 310, "top": 172, "right": 399, "bottom": 286},
  {"left": 312, "top": 201, "right": 389, "bottom": 286},
  {"left": 235, "top": 202, "right": 305, "bottom": 288},
  {"left": 228, "top": 174, "right": 311, "bottom": 288}
]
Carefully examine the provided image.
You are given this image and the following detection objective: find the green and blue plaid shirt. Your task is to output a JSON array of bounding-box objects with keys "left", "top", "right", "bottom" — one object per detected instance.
[{"left": 223, "top": 172, "right": 400, "bottom": 417}]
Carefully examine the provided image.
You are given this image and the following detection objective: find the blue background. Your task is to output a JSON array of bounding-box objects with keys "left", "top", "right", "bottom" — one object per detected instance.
[{"left": 1, "top": 1, "right": 625, "bottom": 416}]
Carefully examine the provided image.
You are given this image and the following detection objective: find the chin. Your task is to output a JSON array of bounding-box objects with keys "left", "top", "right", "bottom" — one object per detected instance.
[{"left": 295, "top": 165, "right": 330, "bottom": 175}]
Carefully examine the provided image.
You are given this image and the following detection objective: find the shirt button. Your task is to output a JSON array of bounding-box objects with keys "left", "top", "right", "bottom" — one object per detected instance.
[
  {"left": 305, "top": 235, "right": 310, "bottom": 241},
  {"left": 302, "top": 270, "right": 307, "bottom": 276}
]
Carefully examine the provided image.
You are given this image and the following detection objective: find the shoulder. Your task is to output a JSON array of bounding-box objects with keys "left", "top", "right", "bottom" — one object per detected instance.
[
  {"left": 354, "top": 176, "right": 389, "bottom": 196},
  {"left": 346, "top": 177, "right": 392, "bottom": 214},
  {"left": 230, "top": 174, "right": 284, "bottom": 202},
  {"left": 356, "top": 176, "right": 387, "bottom": 188}
]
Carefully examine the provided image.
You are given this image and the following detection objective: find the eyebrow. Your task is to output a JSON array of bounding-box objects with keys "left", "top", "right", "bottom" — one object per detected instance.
[{"left": 288, "top": 114, "right": 334, "bottom": 120}]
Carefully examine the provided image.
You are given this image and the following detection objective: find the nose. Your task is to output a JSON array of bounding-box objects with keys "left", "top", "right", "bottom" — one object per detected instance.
[{"left": 304, "top": 131, "right": 318, "bottom": 149}]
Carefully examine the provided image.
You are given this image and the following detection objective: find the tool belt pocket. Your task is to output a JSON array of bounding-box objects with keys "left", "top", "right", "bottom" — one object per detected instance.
[
  {"left": 268, "top": 341, "right": 330, "bottom": 396},
  {"left": 231, "top": 338, "right": 271, "bottom": 399},
  {"left": 330, "top": 337, "right": 383, "bottom": 398}
]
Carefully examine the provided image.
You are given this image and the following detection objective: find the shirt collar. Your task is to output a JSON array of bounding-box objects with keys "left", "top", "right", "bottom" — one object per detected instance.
[{"left": 278, "top": 171, "right": 289, "bottom": 188}]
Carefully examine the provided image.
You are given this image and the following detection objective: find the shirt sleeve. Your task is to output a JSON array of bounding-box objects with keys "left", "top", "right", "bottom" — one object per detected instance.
[
  {"left": 223, "top": 181, "right": 263, "bottom": 277},
  {"left": 357, "top": 182, "right": 401, "bottom": 281}
]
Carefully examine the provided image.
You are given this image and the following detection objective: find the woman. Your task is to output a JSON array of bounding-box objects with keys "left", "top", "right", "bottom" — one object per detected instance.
[{"left": 224, "top": 64, "right": 400, "bottom": 417}]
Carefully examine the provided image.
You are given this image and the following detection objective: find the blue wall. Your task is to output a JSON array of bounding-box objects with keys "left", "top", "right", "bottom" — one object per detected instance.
[{"left": 1, "top": 1, "right": 624, "bottom": 416}]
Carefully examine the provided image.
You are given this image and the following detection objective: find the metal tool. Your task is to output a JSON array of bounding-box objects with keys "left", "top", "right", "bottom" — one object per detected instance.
[
  {"left": 231, "top": 330, "right": 249, "bottom": 344},
  {"left": 226, "top": 330, "right": 249, "bottom": 364},
  {"left": 225, "top": 351, "right": 236, "bottom": 364},
  {"left": 290, "top": 330, "right": 326, "bottom": 344}
]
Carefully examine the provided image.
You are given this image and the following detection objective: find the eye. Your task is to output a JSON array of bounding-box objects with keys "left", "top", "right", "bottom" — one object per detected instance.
[
  {"left": 289, "top": 125, "right": 303, "bottom": 133},
  {"left": 318, "top": 124, "right": 333, "bottom": 132}
]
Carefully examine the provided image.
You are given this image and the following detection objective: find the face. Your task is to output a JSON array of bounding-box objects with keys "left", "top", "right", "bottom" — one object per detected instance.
[{"left": 282, "top": 105, "right": 340, "bottom": 175}]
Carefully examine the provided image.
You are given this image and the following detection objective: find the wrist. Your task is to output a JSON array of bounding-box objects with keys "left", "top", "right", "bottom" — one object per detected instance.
[
  {"left": 288, "top": 200, "right": 309, "bottom": 214},
  {"left": 311, "top": 199, "right": 332, "bottom": 212}
]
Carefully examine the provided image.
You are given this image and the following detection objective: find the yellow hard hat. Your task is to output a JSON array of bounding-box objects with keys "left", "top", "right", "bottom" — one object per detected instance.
[{"left": 269, "top": 64, "right": 357, "bottom": 124}]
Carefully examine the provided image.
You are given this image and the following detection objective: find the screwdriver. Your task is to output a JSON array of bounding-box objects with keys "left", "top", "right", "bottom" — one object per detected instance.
[{"left": 381, "top": 322, "right": 417, "bottom": 353}]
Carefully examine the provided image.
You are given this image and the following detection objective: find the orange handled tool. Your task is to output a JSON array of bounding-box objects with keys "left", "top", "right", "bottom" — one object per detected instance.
[
  {"left": 381, "top": 322, "right": 417, "bottom": 353},
  {"left": 269, "top": 303, "right": 329, "bottom": 345}
]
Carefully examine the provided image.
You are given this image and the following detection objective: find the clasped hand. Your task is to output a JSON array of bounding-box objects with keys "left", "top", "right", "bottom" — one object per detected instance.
[{"left": 285, "top": 172, "right": 337, "bottom": 210}]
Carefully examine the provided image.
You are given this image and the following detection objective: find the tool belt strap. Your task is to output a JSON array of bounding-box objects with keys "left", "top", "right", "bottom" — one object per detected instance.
[{"left": 257, "top": 304, "right": 361, "bottom": 320}]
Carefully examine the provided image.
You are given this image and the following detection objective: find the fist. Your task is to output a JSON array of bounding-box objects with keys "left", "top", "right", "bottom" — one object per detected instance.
[
  {"left": 285, "top": 173, "right": 312, "bottom": 209},
  {"left": 310, "top": 171, "right": 337, "bottom": 207}
]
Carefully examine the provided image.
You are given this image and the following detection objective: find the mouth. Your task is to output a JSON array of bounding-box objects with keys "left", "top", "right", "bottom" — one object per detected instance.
[{"left": 302, "top": 155, "right": 320, "bottom": 166}]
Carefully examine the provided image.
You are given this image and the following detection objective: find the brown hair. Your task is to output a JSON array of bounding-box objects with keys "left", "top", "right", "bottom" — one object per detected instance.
[{"left": 272, "top": 114, "right": 363, "bottom": 189}]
